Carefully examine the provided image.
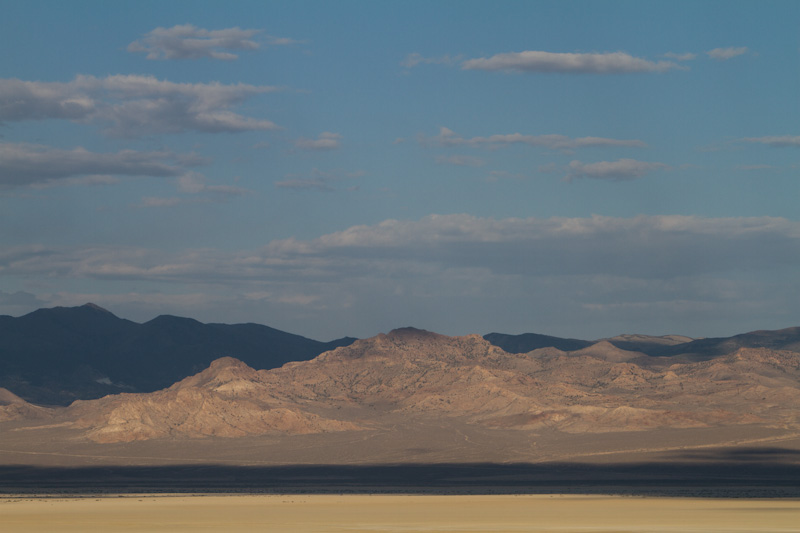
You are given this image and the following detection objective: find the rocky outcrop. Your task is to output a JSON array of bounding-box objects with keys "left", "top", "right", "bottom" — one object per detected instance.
[
  {"left": 0, "top": 387, "right": 53, "bottom": 421},
  {"left": 69, "top": 357, "right": 359, "bottom": 443}
]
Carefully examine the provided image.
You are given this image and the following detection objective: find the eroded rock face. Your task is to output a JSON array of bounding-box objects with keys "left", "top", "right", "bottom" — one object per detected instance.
[
  {"left": 270, "top": 331, "right": 800, "bottom": 433},
  {"left": 0, "top": 387, "right": 53, "bottom": 422},
  {"left": 12, "top": 330, "right": 800, "bottom": 443},
  {"left": 68, "top": 357, "right": 360, "bottom": 443}
]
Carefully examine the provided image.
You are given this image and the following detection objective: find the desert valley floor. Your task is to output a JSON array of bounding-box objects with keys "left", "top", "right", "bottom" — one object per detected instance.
[{"left": 4, "top": 494, "right": 800, "bottom": 533}]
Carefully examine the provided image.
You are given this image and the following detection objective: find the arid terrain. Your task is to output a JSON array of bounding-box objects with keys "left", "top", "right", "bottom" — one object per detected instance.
[
  {"left": 2, "top": 325, "right": 800, "bottom": 496},
  {"left": 3, "top": 494, "right": 800, "bottom": 533}
]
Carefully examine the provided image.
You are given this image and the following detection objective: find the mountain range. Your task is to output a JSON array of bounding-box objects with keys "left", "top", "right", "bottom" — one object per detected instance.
[
  {"left": 1, "top": 309, "right": 799, "bottom": 468},
  {"left": 4, "top": 304, "right": 800, "bottom": 407},
  {"left": 58, "top": 327, "right": 799, "bottom": 445},
  {"left": 0, "top": 303, "right": 355, "bottom": 405}
]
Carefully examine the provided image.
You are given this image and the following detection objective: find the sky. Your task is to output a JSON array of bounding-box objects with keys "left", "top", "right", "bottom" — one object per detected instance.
[{"left": 1, "top": 0, "right": 799, "bottom": 341}]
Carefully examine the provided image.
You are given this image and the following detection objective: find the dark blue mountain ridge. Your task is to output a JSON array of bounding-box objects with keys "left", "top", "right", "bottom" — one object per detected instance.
[
  {"left": 485, "top": 327, "right": 800, "bottom": 358},
  {"left": 0, "top": 303, "right": 356, "bottom": 405}
]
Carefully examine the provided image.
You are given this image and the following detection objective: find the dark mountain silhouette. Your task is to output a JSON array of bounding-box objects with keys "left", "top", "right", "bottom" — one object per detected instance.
[
  {"left": 0, "top": 303, "right": 356, "bottom": 405},
  {"left": 650, "top": 326, "right": 800, "bottom": 358},
  {"left": 484, "top": 327, "right": 800, "bottom": 358},
  {"left": 483, "top": 332, "right": 592, "bottom": 353}
]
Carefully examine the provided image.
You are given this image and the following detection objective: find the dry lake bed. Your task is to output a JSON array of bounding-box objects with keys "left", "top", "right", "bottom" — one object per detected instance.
[{"left": 3, "top": 494, "right": 800, "bottom": 532}]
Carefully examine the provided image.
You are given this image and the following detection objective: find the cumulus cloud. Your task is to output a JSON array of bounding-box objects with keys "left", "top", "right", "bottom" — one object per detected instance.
[
  {"left": 6, "top": 214, "right": 799, "bottom": 282},
  {"left": 740, "top": 136, "right": 800, "bottom": 148},
  {"left": 0, "top": 75, "right": 281, "bottom": 137},
  {"left": 293, "top": 132, "right": 342, "bottom": 151},
  {"left": 128, "top": 24, "right": 262, "bottom": 60},
  {"left": 0, "top": 142, "right": 203, "bottom": 189},
  {"left": 707, "top": 47, "right": 749, "bottom": 60},
  {"left": 461, "top": 51, "right": 681, "bottom": 73},
  {"left": 0, "top": 78, "right": 95, "bottom": 121},
  {"left": 427, "top": 127, "right": 646, "bottom": 151},
  {"left": 565, "top": 159, "right": 670, "bottom": 181}
]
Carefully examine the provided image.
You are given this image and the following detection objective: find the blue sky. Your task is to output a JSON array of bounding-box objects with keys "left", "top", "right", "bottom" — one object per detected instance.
[{"left": 1, "top": 1, "right": 798, "bottom": 340}]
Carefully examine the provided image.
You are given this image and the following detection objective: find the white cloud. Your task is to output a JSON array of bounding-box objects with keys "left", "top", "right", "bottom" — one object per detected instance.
[
  {"left": 435, "top": 154, "right": 485, "bottom": 167},
  {"left": 566, "top": 159, "right": 670, "bottom": 181},
  {"left": 6, "top": 214, "right": 797, "bottom": 282},
  {"left": 128, "top": 24, "right": 262, "bottom": 60},
  {"left": 740, "top": 136, "right": 800, "bottom": 147},
  {"left": 0, "top": 75, "right": 281, "bottom": 137},
  {"left": 461, "top": 51, "right": 681, "bottom": 73},
  {"left": 0, "top": 142, "right": 201, "bottom": 189},
  {"left": 293, "top": 132, "right": 342, "bottom": 151},
  {"left": 0, "top": 78, "right": 95, "bottom": 121},
  {"left": 427, "top": 127, "right": 646, "bottom": 151},
  {"left": 707, "top": 47, "right": 749, "bottom": 60}
]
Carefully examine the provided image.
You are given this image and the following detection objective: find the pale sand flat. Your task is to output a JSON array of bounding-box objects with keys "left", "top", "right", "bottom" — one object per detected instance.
[{"left": 2, "top": 494, "right": 800, "bottom": 533}]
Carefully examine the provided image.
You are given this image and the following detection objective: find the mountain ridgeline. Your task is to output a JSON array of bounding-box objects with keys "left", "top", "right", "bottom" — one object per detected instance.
[
  {"left": 2, "top": 303, "right": 800, "bottom": 407},
  {"left": 484, "top": 328, "right": 800, "bottom": 357},
  {"left": 2, "top": 309, "right": 800, "bottom": 466},
  {"left": 4, "top": 326, "right": 800, "bottom": 451},
  {"left": 0, "top": 304, "right": 356, "bottom": 405}
]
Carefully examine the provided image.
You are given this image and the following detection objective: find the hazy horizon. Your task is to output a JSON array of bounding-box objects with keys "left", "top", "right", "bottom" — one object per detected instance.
[
  {"left": 2, "top": 1, "right": 798, "bottom": 341},
  {"left": 3, "top": 300, "right": 795, "bottom": 343}
]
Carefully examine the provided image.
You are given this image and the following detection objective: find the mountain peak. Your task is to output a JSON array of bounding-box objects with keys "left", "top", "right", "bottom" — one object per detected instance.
[
  {"left": 573, "top": 340, "right": 642, "bottom": 362},
  {"left": 81, "top": 302, "right": 114, "bottom": 315},
  {"left": 387, "top": 327, "right": 437, "bottom": 338},
  {"left": 0, "top": 387, "right": 26, "bottom": 406},
  {"left": 170, "top": 356, "right": 260, "bottom": 392},
  {"left": 207, "top": 356, "right": 251, "bottom": 371}
]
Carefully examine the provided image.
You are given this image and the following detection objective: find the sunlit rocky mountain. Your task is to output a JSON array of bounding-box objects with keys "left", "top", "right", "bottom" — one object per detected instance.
[{"left": 3, "top": 320, "right": 799, "bottom": 464}]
